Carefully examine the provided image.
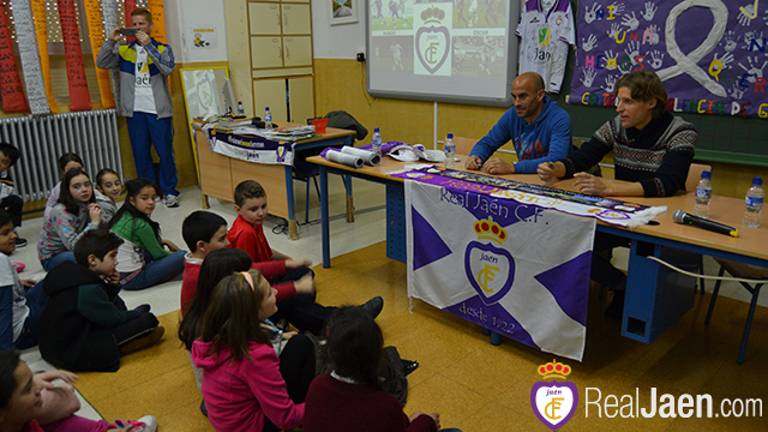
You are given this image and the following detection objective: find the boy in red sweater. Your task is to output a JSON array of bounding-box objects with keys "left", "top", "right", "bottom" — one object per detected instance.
[{"left": 181, "top": 210, "right": 383, "bottom": 333}]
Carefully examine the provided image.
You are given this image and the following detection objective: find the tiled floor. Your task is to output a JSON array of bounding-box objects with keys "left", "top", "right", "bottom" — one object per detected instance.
[{"left": 13, "top": 176, "right": 768, "bottom": 428}]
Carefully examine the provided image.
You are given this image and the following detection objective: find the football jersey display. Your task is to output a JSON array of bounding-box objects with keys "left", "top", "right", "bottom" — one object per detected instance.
[{"left": 516, "top": 0, "right": 575, "bottom": 93}]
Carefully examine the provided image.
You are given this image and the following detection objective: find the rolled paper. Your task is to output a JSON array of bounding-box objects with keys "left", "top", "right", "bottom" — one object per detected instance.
[
  {"left": 84, "top": 0, "right": 115, "bottom": 108},
  {"left": 325, "top": 149, "right": 363, "bottom": 168},
  {"left": 10, "top": 0, "right": 49, "bottom": 114},
  {"left": 57, "top": 0, "right": 92, "bottom": 111},
  {"left": 341, "top": 146, "right": 381, "bottom": 166},
  {"left": 0, "top": 2, "right": 28, "bottom": 112}
]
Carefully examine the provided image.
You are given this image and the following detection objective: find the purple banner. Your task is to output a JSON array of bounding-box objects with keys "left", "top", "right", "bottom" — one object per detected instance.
[{"left": 567, "top": 1, "right": 768, "bottom": 119}]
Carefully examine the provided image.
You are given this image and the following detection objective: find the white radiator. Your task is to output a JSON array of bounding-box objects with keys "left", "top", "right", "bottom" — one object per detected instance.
[{"left": 0, "top": 110, "right": 123, "bottom": 202}]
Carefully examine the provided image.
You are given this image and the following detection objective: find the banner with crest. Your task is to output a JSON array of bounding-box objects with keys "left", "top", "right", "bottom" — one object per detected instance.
[
  {"left": 567, "top": 0, "right": 768, "bottom": 118},
  {"left": 405, "top": 180, "right": 594, "bottom": 361}
]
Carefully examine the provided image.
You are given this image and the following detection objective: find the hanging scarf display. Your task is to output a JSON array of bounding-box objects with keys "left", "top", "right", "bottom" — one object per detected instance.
[
  {"left": 123, "top": 0, "right": 136, "bottom": 26},
  {"left": 10, "top": 0, "right": 48, "bottom": 114},
  {"left": 100, "top": 0, "right": 120, "bottom": 102},
  {"left": 0, "top": 1, "right": 28, "bottom": 113},
  {"left": 84, "top": 0, "right": 114, "bottom": 108},
  {"left": 147, "top": 0, "right": 166, "bottom": 42},
  {"left": 57, "top": 0, "right": 91, "bottom": 111},
  {"left": 31, "top": 0, "right": 59, "bottom": 112}
]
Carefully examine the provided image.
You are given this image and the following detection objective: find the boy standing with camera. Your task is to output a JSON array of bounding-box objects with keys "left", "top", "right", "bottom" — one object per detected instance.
[{"left": 96, "top": 7, "right": 180, "bottom": 208}]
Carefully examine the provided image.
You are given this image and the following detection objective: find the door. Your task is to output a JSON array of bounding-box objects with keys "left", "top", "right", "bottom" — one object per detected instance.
[
  {"left": 288, "top": 76, "right": 314, "bottom": 123},
  {"left": 253, "top": 78, "right": 287, "bottom": 121},
  {"left": 250, "top": 36, "right": 284, "bottom": 69}
]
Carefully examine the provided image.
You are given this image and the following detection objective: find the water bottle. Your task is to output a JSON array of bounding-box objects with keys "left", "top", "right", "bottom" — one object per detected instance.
[
  {"left": 237, "top": 101, "right": 245, "bottom": 115},
  {"left": 372, "top": 127, "right": 382, "bottom": 154},
  {"left": 743, "top": 176, "right": 764, "bottom": 229},
  {"left": 264, "top": 106, "right": 273, "bottom": 129},
  {"left": 694, "top": 170, "right": 712, "bottom": 216},
  {"left": 444, "top": 132, "right": 456, "bottom": 169}
]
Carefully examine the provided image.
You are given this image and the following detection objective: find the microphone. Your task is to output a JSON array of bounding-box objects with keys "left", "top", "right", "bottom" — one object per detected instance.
[{"left": 672, "top": 210, "right": 739, "bottom": 238}]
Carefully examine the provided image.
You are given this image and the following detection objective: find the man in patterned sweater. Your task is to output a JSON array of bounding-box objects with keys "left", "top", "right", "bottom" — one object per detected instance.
[{"left": 537, "top": 71, "right": 697, "bottom": 317}]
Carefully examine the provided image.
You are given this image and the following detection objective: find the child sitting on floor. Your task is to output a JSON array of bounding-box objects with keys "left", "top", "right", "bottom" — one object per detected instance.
[
  {"left": 44, "top": 153, "right": 84, "bottom": 221},
  {"left": 37, "top": 168, "right": 101, "bottom": 271},
  {"left": 0, "top": 142, "right": 27, "bottom": 247},
  {"left": 179, "top": 210, "right": 380, "bottom": 333},
  {"left": 109, "top": 178, "right": 185, "bottom": 291},
  {"left": 39, "top": 229, "right": 163, "bottom": 372},
  {"left": 94, "top": 168, "right": 123, "bottom": 225},
  {"left": 0, "top": 210, "right": 46, "bottom": 351},
  {"left": 191, "top": 269, "right": 310, "bottom": 432},
  {"left": 304, "top": 307, "right": 460, "bottom": 432},
  {"left": 0, "top": 351, "right": 158, "bottom": 432}
]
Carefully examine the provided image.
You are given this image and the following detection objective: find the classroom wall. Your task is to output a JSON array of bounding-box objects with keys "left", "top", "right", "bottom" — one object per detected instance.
[{"left": 311, "top": 3, "right": 767, "bottom": 200}]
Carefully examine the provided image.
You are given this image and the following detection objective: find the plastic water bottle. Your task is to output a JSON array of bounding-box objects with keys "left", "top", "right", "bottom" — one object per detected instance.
[
  {"left": 444, "top": 132, "right": 456, "bottom": 169},
  {"left": 694, "top": 170, "right": 712, "bottom": 216},
  {"left": 372, "top": 127, "right": 382, "bottom": 154},
  {"left": 237, "top": 101, "right": 245, "bottom": 115},
  {"left": 743, "top": 176, "right": 764, "bottom": 229},
  {"left": 264, "top": 106, "right": 273, "bottom": 129}
]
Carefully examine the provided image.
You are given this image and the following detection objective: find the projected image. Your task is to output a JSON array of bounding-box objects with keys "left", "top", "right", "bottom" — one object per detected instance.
[
  {"left": 371, "top": 36, "right": 414, "bottom": 73},
  {"left": 370, "top": 0, "right": 413, "bottom": 31},
  {"left": 453, "top": 35, "right": 504, "bottom": 77},
  {"left": 453, "top": 0, "right": 506, "bottom": 28}
]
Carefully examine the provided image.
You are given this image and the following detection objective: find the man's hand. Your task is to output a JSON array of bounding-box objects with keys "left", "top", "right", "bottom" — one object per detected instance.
[
  {"left": 573, "top": 172, "right": 611, "bottom": 196},
  {"left": 285, "top": 258, "right": 312, "bottom": 269},
  {"left": 22, "top": 280, "right": 35, "bottom": 289},
  {"left": 110, "top": 28, "right": 123, "bottom": 42},
  {"left": 537, "top": 162, "right": 565, "bottom": 184},
  {"left": 136, "top": 30, "right": 151, "bottom": 46},
  {"left": 105, "top": 272, "right": 120, "bottom": 285},
  {"left": 294, "top": 274, "right": 315, "bottom": 295},
  {"left": 465, "top": 155, "right": 483, "bottom": 170},
  {"left": 480, "top": 158, "right": 515, "bottom": 175}
]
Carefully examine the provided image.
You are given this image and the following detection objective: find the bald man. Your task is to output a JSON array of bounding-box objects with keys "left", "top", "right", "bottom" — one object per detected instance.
[{"left": 466, "top": 72, "right": 572, "bottom": 174}]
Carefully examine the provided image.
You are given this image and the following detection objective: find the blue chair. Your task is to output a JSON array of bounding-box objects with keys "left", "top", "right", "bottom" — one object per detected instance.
[{"left": 705, "top": 259, "right": 767, "bottom": 364}]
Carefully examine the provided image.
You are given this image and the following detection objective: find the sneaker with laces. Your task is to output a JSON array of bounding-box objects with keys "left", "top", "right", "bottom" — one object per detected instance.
[
  {"left": 117, "top": 415, "right": 157, "bottom": 432},
  {"left": 164, "top": 194, "right": 180, "bottom": 208},
  {"left": 14, "top": 237, "right": 27, "bottom": 248}
]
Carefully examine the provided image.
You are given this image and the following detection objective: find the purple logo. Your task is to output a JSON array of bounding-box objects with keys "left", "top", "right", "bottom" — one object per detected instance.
[
  {"left": 531, "top": 360, "right": 578, "bottom": 430},
  {"left": 464, "top": 240, "right": 515, "bottom": 306}
]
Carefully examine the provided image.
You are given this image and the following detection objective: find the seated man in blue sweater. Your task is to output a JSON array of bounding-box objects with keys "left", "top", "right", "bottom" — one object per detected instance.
[{"left": 466, "top": 72, "right": 572, "bottom": 174}]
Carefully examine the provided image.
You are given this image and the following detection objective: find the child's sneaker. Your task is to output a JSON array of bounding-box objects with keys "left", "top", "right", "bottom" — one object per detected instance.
[
  {"left": 163, "top": 194, "right": 179, "bottom": 208},
  {"left": 123, "top": 415, "right": 157, "bottom": 432}
]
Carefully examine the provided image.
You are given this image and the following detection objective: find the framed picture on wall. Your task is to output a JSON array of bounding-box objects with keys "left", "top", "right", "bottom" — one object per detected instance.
[{"left": 330, "top": 0, "right": 358, "bottom": 25}]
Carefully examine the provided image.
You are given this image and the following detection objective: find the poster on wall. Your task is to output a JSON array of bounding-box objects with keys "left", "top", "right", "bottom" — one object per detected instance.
[
  {"left": 567, "top": 0, "right": 768, "bottom": 119},
  {"left": 187, "top": 25, "right": 217, "bottom": 50}
]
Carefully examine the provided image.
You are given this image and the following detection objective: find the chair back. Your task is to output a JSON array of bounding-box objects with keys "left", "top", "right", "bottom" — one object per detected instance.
[{"left": 686, "top": 163, "right": 712, "bottom": 192}]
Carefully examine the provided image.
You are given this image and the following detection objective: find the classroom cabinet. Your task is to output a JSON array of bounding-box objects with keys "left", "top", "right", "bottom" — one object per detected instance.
[{"left": 227, "top": 0, "right": 314, "bottom": 122}]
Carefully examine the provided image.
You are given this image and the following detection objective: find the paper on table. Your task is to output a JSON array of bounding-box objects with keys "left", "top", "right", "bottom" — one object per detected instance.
[
  {"left": 341, "top": 146, "right": 380, "bottom": 165},
  {"left": 326, "top": 150, "right": 364, "bottom": 168}
]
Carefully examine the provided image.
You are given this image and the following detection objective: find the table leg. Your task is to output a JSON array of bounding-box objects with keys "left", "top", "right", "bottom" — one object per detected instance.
[
  {"left": 201, "top": 194, "right": 210, "bottom": 209},
  {"left": 285, "top": 166, "right": 298, "bottom": 240},
  {"left": 320, "top": 166, "right": 331, "bottom": 268},
  {"left": 342, "top": 174, "right": 355, "bottom": 223},
  {"left": 489, "top": 332, "right": 502, "bottom": 346}
]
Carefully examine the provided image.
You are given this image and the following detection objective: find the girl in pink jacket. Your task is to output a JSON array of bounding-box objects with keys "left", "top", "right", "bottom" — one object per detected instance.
[{"left": 191, "top": 270, "right": 305, "bottom": 432}]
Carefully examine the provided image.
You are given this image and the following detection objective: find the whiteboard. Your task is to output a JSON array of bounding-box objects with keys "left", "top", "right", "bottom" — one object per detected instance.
[{"left": 366, "top": 0, "right": 520, "bottom": 106}]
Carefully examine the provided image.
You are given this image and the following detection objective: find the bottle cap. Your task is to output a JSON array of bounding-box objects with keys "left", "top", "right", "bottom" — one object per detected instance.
[
  {"left": 701, "top": 171, "right": 711, "bottom": 179},
  {"left": 374, "top": 127, "right": 380, "bottom": 132},
  {"left": 753, "top": 176, "right": 763, "bottom": 186},
  {"left": 447, "top": 133, "right": 454, "bottom": 139},
  {"left": 265, "top": 106, "right": 270, "bottom": 110}
]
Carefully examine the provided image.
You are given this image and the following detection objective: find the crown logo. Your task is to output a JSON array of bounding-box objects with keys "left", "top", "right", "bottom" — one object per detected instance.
[
  {"left": 421, "top": 6, "right": 445, "bottom": 21},
  {"left": 473, "top": 216, "right": 507, "bottom": 244},
  {"left": 537, "top": 359, "right": 572, "bottom": 380}
]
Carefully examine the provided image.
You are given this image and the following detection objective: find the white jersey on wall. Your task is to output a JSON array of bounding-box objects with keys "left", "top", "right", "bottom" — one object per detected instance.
[{"left": 516, "top": 0, "right": 575, "bottom": 93}]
